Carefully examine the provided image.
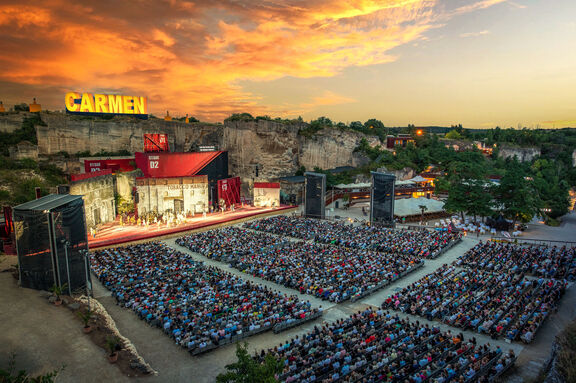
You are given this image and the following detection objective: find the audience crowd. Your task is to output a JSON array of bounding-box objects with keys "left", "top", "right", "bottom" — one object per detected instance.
[
  {"left": 243, "top": 216, "right": 461, "bottom": 258},
  {"left": 456, "top": 241, "right": 576, "bottom": 280},
  {"left": 383, "top": 265, "right": 566, "bottom": 342},
  {"left": 176, "top": 227, "right": 421, "bottom": 302},
  {"left": 258, "top": 308, "right": 515, "bottom": 382},
  {"left": 88, "top": 218, "right": 568, "bottom": 379},
  {"left": 90, "top": 242, "right": 318, "bottom": 353}
]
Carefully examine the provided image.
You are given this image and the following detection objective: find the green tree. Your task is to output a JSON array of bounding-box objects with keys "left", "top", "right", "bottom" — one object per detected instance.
[
  {"left": 225, "top": 113, "right": 255, "bottom": 122},
  {"left": 418, "top": 204, "right": 428, "bottom": 224},
  {"left": 443, "top": 182, "right": 471, "bottom": 220},
  {"left": 445, "top": 130, "right": 462, "bottom": 140},
  {"left": 443, "top": 161, "right": 490, "bottom": 220},
  {"left": 496, "top": 167, "right": 539, "bottom": 228},
  {"left": 13, "top": 103, "right": 28, "bottom": 112},
  {"left": 364, "top": 118, "right": 385, "bottom": 130},
  {"left": 295, "top": 166, "right": 306, "bottom": 176},
  {"left": 216, "top": 343, "right": 283, "bottom": 383},
  {"left": 349, "top": 121, "right": 363, "bottom": 131},
  {"left": 465, "top": 179, "right": 494, "bottom": 222}
]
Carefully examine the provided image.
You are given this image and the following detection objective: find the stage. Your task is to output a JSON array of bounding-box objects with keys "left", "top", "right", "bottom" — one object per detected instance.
[{"left": 87, "top": 205, "right": 296, "bottom": 249}]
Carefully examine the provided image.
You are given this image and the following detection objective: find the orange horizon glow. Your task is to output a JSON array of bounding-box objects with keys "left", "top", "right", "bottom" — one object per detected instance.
[{"left": 0, "top": 0, "right": 575, "bottom": 128}]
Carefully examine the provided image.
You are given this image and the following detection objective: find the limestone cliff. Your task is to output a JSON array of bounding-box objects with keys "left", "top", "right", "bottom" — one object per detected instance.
[
  {"left": 221, "top": 120, "right": 302, "bottom": 179},
  {"left": 0, "top": 113, "right": 26, "bottom": 133},
  {"left": 499, "top": 146, "right": 540, "bottom": 162},
  {"left": 298, "top": 129, "right": 374, "bottom": 172},
  {"left": 29, "top": 113, "right": 382, "bottom": 181},
  {"left": 36, "top": 113, "right": 221, "bottom": 155}
]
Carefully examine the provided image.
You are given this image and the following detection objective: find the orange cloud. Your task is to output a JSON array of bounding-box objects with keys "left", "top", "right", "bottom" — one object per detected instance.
[{"left": 0, "top": 0, "right": 508, "bottom": 121}]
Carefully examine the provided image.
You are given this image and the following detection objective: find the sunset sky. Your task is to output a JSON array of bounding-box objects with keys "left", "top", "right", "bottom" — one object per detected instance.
[{"left": 1, "top": 0, "right": 575, "bottom": 128}]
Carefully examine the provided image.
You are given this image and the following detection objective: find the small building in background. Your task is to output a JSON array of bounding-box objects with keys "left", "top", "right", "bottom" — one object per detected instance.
[{"left": 386, "top": 135, "right": 414, "bottom": 149}]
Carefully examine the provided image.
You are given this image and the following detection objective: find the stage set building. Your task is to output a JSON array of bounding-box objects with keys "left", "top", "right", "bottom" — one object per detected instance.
[{"left": 136, "top": 176, "right": 209, "bottom": 216}]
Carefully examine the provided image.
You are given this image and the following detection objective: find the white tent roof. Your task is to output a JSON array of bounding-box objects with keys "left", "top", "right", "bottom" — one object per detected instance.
[
  {"left": 394, "top": 198, "right": 445, "bottom": 217},
  {"left": 408, "top": 175, "right": 428, "bottom": 183},
  {"left": 334, "top": 183, "right": 371, "bottom": 189},
  {"left": 395, "top": 180, "right": 416, "bottom": 185},
  {"left": 334, "top": 180, "right": 415, "bottom": 189}
]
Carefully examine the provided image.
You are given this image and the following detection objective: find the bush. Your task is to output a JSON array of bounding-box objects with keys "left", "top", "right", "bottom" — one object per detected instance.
[
  {"left": 0, "top": 353, "right": 63, "bottom": 383},
  {"left": 224, "top": 113, "right": 255, "bottom": 122},
  {"left": 0, "top": 115, "right": 43, "bottom": 155}
]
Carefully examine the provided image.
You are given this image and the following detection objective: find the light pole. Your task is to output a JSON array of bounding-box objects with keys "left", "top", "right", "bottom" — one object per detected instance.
[
  {"left": 61, "top": 240, "right": 72, "bottom": 296},
  {"left": 80, "top": 249, "right": 92, "bottom": 307}
]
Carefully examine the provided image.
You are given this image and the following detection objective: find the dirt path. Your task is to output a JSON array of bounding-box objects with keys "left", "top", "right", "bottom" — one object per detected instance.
[{"left": 0, "top": 269, "right": 127, "bottom": 383}]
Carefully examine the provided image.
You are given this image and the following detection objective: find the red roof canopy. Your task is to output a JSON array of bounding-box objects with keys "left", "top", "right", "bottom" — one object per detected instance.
[{"left": 135, "top": 151, "right": 223, "bottom": 178}]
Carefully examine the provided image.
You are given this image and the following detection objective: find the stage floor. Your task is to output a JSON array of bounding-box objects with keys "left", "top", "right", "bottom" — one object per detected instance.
[{"left": 88, "top": 205, "right": 296, "bottom": 249}]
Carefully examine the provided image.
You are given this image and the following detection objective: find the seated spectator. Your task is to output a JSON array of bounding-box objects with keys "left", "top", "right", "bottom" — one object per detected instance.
[
  {"left": 243, "top": 216, "right": 462, "bottom": 258},
  {"left": 177, "top": 227, "right": 422, "bottom": 302},
  {"left": 90, "top": 242, "right": 318, "bottom": 353},
  {"left": 256, "top": 308, "right": 514, "bottom": 383},
  {"left": 382, "top": 264, "right": 566, "bottom": 341}
]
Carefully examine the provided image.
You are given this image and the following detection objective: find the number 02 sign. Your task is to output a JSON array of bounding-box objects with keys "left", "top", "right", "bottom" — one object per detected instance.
[{"left": 149, "top": 160, "right": 159, "bottom": 168}]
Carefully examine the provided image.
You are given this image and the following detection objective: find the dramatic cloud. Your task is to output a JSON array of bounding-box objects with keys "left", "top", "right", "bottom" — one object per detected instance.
[
  {"left": 460, "top": 30, "right": 490, "bottom": 38},
  {"left": 0, "top": 0, "right": 511, "bottom": 120}
]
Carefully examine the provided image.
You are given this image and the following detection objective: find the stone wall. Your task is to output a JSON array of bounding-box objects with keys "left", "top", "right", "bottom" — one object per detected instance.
[
  {"left": 69, "top": 174, "right": 116, "bottom": 229},
  {"left": 116, "top": 170, "right": 141, "bottom": 204}
]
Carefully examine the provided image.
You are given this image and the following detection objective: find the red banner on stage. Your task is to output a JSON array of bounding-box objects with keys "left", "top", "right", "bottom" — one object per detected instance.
[
  {"left": 84, "top": 158, "right": 135, "bottom": 173},
  {"left": 253, "top": 182, "right": 280, "bottom": 189},
  {"left": 135, "top": 151, "right": 223, "bottom": 178},
  {"left": 72, "top": 169, "right": 113, "bottom": 181},
  {"left": 218, "top": 177, "right": 241, "bottom": 207},
  {"left": 2, "top": 206, "right": 13, "bottom": 237},
  {"left": 144, "top": 134, "right": 169, "bottom": 152}
]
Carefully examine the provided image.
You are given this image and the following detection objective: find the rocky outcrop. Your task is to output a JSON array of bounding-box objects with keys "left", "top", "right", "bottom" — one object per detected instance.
[
  {"left": 8, "top": 141, "right": 38, "bottom": 160},
  {"left": 499, "top": 146, "right": 540, "bottom": 162},
  {"left": 0, "top": 113, "right": 26, "bottom": 133},
  {"left": 35, "top": 113, "right": 222, "bottom": 155},
  {"left": 32, "top": 113, "right": 382, "bottom": 182},
  {"left": 388, "top": 167, "right": 416, "bottom": 181},
  {"left": 298, "top": 129, "right": 374, "bottom": 171},
  {"left": 221, "top": 120, "right": 302, "bottom": 179}
]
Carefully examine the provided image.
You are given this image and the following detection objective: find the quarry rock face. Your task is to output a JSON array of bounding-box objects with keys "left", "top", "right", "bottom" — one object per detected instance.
[
  {"left": 498, "top": 146, "right": 540, "bottom": 162},
  {"left": 31, "top": 113, "right": 379, "bottom": 181},
  {"left": 36, "top": 114, "right": 222, "bottom": 155},
  {"left": 0, "top": 113, "right": 26, "bottom": 133},
  {"left": 221, "top": 120, "right": 303, "bottom": 179},
  {"left": 298, "top": 128, "right": 375, "bottom": 171}
]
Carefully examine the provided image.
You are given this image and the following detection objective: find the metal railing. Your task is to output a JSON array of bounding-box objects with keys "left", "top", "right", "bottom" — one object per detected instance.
[{"left": 489, "top": 237, "right": 576, "bottom": 247}]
